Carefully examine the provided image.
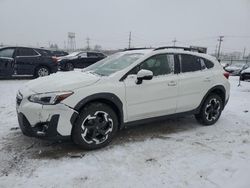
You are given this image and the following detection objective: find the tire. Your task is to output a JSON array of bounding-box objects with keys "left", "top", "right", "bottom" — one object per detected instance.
[
  {"left": 72, "top": 102, "right": 118, "bottom": 150},
  {"left": 35, "top": 66, "right": 50, "bottom": 78},
  {"left": 195, "top": 94, "right": 223, "bottom": 126},
  {"left": 65, "top": 63, "right": 74, "bottom": 71}
]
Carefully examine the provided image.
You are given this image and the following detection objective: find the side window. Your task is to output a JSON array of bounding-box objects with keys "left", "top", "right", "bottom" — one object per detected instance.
[
  {"left": 97, "top": 53, "right": 105, "bottom": 57},
  {"left": 181, "top": 54, "right": 201, "bottom": 73},
  {"left": 203, "top": 58, "right": 214, "bottom": 69},
  {"left": 79, "top": 52, "right": 87, "bottom": 57},
  {"left": 36, "top": 49, "right": 52, "bottom": 56},
  {"left": 0, "top": 48, "right": 15, "bottom": 58},
  {"left": 17, "top": 48, "right": 38, "bottom": 56},
  {"left": 139, "top": 54, "right": 174, "bottom": 76},
  {"left": 87, "top": 52, "right": 98, "bottom": 58}
]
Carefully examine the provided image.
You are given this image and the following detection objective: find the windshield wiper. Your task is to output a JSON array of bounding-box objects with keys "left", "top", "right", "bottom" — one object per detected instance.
[{"left": 86, "top": 71, "right": 104, "bottom": 76}]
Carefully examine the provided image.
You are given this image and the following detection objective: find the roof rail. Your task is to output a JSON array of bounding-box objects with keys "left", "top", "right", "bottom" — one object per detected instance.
[
  {"left": 123, "top": 47, "right": 153, "bottom": 51},
  {"left": 154, "top": 46, "right": 190, "bottom": 51},
  {"left": 154, "top": 46, "right": 207, "bottom": 53}
]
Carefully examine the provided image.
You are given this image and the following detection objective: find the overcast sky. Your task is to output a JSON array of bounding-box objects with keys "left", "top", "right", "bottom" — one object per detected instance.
[{"left": 0, "top": 0, "right": 250, "bottom": 53}]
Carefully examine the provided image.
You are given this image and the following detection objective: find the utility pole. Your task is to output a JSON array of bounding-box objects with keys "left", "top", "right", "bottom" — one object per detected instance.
[
  {"left": 215, "top": 44, "right": 218, "bottom": 56},
  {"left": 217, "top": 36, "right": 224, "bottom": 59},
  {"left": 128, "top": 32, "right": 132, "bottom": 49},
  {"left": 172, "top": 38, "right": 177, "bottom": 46},
  {"left": 86, "top": 37, "right": 90, "bottom": 50},
  {"left": 243, "top": 47, "right": 246, "bottom": 59}
]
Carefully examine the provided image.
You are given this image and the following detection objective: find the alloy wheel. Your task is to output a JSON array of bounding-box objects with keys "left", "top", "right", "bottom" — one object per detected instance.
[
  {"left": 81, "top": 111, "right": 113, "bottom": 145},
  {"left": 37, "top": 67, "right": 49, "bottom": 77},
  {"left": 204, "top": 98, "right": 221, "bottom": 121}
]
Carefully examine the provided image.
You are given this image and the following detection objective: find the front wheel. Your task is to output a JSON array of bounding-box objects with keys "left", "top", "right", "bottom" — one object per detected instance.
[
  {"left": 72, "top": 103, "right": 118, "bottom": 150},
  {"left": 195, "top": 94, "right": 223, "bottom": 126},
  {"left": 35, "top": 66, "right": 50, "bottom": 77}
]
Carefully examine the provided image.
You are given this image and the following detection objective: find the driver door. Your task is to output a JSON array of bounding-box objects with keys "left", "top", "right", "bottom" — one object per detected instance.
[{"left": 124, "top": 54, "right": 178, "bottom": 122}]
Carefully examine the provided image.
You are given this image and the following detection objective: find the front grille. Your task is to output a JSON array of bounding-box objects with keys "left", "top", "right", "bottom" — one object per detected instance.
[{"left": 16, "top": 91, "right": 23, "bottom": 106}]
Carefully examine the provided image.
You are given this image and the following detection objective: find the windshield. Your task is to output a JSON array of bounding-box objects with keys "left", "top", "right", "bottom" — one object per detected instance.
[{"left": 84, "top": 52, "right": 144, "bottom": 76}]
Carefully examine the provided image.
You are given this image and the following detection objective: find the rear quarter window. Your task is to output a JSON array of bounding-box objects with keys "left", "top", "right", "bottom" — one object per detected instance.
[{"left": 203, "top": 58, "right": 214, "bottom": 69}]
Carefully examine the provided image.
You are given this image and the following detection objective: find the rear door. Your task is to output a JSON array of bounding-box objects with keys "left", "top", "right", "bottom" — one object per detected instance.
[
  {"left": 176, "top": 54, "right": 214, "bottom": 113},
  {"left": 15, "top": 48, "right": 40, "bottom": 75},
  {"left": 0, "top": 48, "right": 15, "bottom": 77}
]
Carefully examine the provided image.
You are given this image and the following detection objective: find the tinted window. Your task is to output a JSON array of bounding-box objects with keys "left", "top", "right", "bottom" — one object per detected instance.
[
  {"left": 203, "top": 58, "right": 214, "bottom": 69},
  {"left": 17, "top": 48, "right": 38, "bottom": 56},
  {"left": 139, "top": 54, "right": 174, "bottom": 76},
  {"left": 0, "top": 48, "right": 15, "bottom": 58},
  {"left": 36, "top": 49, "right": 52, "bottom": 56},
  {"left": 51, "top": 51, "right": 68, "bottom": 57},
  {"left": 181, "top": 54, "right": 201, "bottom": 73},
  {"left": 87, "top": 52, "right": 98, "bottom": 58},
  {"left": 97, "top": 53, "right": 105, "bottom": 57}
]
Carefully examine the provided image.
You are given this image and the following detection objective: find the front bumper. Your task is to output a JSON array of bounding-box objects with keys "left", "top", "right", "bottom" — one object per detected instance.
[
  {"left": 18, "top": 113, "right": 69, "bottom": 140},
  {"left": 16, "top": 91, "right": 78, "bottom": 140}
]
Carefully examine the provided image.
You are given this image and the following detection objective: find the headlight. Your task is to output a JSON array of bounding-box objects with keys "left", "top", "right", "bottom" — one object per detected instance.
[{"left": 28, "top": 91, "right": 73, "bottom": 105}]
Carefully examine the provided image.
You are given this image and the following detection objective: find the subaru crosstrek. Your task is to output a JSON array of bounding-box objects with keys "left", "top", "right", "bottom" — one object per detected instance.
[{"left": 16, "top": 47, "right": 230, "bottom": 150}]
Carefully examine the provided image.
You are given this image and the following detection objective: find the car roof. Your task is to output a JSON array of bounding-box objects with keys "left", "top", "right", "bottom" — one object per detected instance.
[
  {"left": 121, "top": 48, "right": 217, "bottom": 62},
  {"left": 0, "top": 46, "right": 66, "bottom": 52}
]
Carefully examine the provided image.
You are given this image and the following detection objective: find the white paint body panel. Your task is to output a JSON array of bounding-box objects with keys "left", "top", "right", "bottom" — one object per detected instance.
[{"left": 17, "top": 49, "right": 230, "bottom": 137}]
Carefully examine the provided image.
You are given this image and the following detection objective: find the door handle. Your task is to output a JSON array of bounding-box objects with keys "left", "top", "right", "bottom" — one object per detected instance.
[
  {"left": 203, "top": 77, "right": 211, "bottom": 82},
  {"left": 168, "top": 81, "right": 177, "bottom": 86}
]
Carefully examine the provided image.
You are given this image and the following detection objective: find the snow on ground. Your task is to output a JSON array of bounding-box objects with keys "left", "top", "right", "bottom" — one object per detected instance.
[{"left": 0, "top": 76, "right": 250, "bottom": 188}]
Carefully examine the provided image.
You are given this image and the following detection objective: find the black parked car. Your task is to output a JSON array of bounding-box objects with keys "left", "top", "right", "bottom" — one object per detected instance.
[
  {"left": 58, "top": 51, "right": 106, "bottom": 71},
  {"left": 50, "top": 50, "right": 68, "bottom": 57},
  {"left": 0, "top": 47, "right": 58, "bottom": 78}
]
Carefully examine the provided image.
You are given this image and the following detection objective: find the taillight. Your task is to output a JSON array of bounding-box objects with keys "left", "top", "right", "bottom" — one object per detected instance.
[
  {"left": 52, "top": 56, "right": 58, "bottom": 63},
  {"left": 223, "top": 72, "right": 229, "bottom": 79}
]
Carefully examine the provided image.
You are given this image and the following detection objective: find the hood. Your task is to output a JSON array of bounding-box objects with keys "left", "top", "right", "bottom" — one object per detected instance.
[
  {"left": 242, "top": 67, "right": 250, "bottom": 74},
  {"left": 21, "top": 71, "right": 100, "bottom": 94}
]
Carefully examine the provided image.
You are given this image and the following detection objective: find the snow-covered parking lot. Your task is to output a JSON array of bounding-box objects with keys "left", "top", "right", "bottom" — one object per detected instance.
[{"left": 0, "top": 76, "right": 250, "bottom": 188}]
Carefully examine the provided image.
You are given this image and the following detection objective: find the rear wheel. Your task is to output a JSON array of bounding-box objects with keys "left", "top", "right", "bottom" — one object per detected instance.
[
  {"left": 35, "top": 66, "right": 50, "bottom": 77},
  {"left": 195, "top": 94, "right": 223, "bottom": 126},
  {"left": 72, "top": 102, "right": 118, "bottom": 150},
  {"left": 65, "top": 63, "right": 74, "bottom": 71}
]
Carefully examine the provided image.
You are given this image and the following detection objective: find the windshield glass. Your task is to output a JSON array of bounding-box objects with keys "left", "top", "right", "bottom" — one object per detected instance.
[{"left": 83, "top": 52, "right": 144, "bottom": 76}]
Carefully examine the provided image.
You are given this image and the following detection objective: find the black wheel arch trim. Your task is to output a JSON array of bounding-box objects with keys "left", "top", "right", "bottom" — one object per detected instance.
[
  {"left": 195, "top": 85, "right": 226, "bottom": 113},
  {"left": 71, "top": 93, "right": 124, "bottom": 129}
]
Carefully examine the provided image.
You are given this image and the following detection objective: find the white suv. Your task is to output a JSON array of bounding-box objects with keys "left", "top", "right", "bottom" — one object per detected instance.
[{"left": 16, "top": 47, "right": 230, "bottom": 150}]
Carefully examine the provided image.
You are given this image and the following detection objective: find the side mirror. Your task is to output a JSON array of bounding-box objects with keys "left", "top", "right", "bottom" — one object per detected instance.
[{"left": 136, "top": 69, "right": 153, "bottom": 84}]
